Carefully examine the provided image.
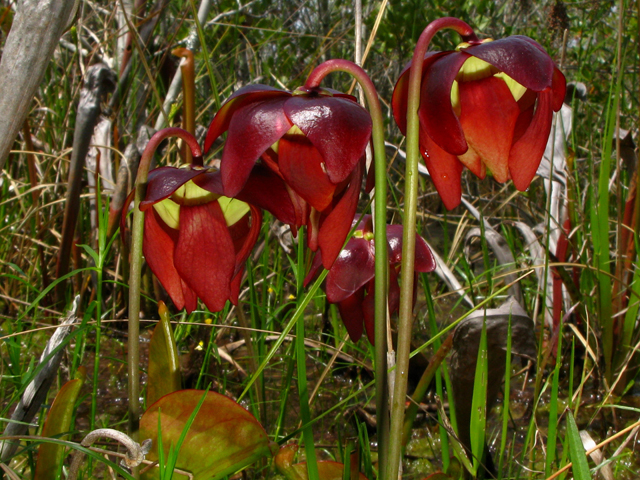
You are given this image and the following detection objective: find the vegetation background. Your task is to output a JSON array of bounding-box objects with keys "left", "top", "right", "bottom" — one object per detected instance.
[{"left": 0, "top": 0, "right": 639, "bottom": 478}]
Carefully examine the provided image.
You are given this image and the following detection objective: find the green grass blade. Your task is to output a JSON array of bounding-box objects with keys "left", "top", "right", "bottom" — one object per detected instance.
[
  {"left": 469, "top": 315, "right": 488, "bottom": 475},
  {"left": 565, "top": 410, "right": 591, "bottom": 480}
]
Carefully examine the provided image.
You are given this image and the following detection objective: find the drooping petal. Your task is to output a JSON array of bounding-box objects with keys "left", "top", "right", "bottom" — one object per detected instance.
[
  {"left": 143, "top": 208, "right": 197, "bottom": 312},
  {"left": 192, "top": 169, "right": 225, "bottom": 196},
  {"left": 284, "top": 95, "right": 372, "bottom": 184},
  {"left": 420, "top": 126, "right": 464, "bottom": 210},
  {"left": 229, "top": 268, "right": 243, "bottom": 305},
  {"left": 458, "top": 76, "right": 521, "bottom": 182},
  {"left": 512, "top": 95, "right": 535, "bottom": 145},
  {"left": 141, "top": 167, "right": 207, "bottom": 209},
  {"left": 337, "top": 289, "right": 366, "bottom": 342},
  {"left": 392, "top": 52, "right": 447, "bottom": 134},
  {"left": 233, "top": 164, "right": 297, "bottom": 226},
  {"left": 386, "top": 225, "right": 404, "bottom": 265},
  {"left": 173, "top": 203, "right": 236, "bottom": 312},
  {"left": 551, "top": 67, "right": 567, "bottom": 112},
  {"left": 231, "top": 205, "right": 262, "bottom": 276},
  {"left": 420, "top": 51, "right": 470, "bottom": 155},
  {"left": 386, "top": 225, "right": 436, "bottom": 273},
  {"left": 325, "top": 237, "right": 375, "bottom": 303},
  {"left": 509, "top": 88, "right": 554, "bottom": 191},
  {"left": 362, "top": 283, "right": 375, "bottom": 344},
  {"left": 316, "top": 160, "right": 364, "bottom": 269},
  {"left": 278, "top": 134, "right": 337, "bottom": 212},
  {"left": 221, "top": 97, "right": 292, "bottom": 197},
  {"left": 457, "top": 142, "right": 485, "bottom": 178},
  {"left": 465, "top": 36, "right": 556, "bottom": 92},
  {"left": 204, "top": 84, "right": 290, "bottom": 153},
  {"left": 414, "top": 237, "right": 436, "bottom": 273}
]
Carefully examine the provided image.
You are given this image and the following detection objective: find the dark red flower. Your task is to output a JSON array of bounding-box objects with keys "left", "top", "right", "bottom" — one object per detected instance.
[
  {"left": 204, "top": 84, "right": 372, "bottom": 269},
  {"left": 392, "top": 36, "right": 566, "bottom": 209},
  {"left": 139, "top": 165, "right": 262, "bottom": 313},
  {"left": 304, "top": 215, "right": 436, "bottom": 343}
]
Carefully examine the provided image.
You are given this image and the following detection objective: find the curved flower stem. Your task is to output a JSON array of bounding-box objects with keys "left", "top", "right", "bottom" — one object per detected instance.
[
  {"left": 387, "top": 18, "right": 476, "bottom": 479},
  {"left": 128, "top": 128, "right": 202, "bottom": 442},
  {"left": 305, "top": 60, "right": 389, "bottom": 479}
]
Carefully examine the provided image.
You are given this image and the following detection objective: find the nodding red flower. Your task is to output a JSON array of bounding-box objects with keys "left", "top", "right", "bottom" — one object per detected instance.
[
  {"left": 393, "top": 35, "right": 566, "bottom": 209},
  {"left": 139, "top": 165, "right": 262, "bottom": 313},
  {"left": 304, "top": 215, "right": 436, "bottom": 343},
  {"left": 204, "top": 84, "right": 372, "bottom": 269}
]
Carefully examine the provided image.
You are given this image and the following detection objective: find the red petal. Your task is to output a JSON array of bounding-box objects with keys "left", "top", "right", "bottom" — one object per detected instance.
[
  {"left": 192, "top": 169, "right": 225, "bottom": 196},
  {"left": 420, "top": 52, "right": 469, "bottom": 155},
  {"left": 284, "top": 96, "right": 371, "bottom": 184},
  {"left": 458, "top": 76, "right": 520, "bottom": 183},
  {"left": 204, "top": 85, "right": 290, "bottom": 153},
  {"left": 173, "top": 203, "right": 236, "bottom": 312},
  {"left": 362, "top": 284, "right": 375, "bottom": 345},
  {"left": 457, "top": 143, "right": 485, "bottom": 178},
  {"left": 234, "top": 164, "right": 297, "bottom": 225},
  {"left": 392, "top": 52, "right": 446, "bottom": 134},
  {"left": 337, "top": 289, "right": 365, "bottom": 342},
  {"left": 386, "top": 225, "right": 404, "bottom": 264},
  {"left": 221, "top": 97, "right": 292, "bottom": 196},
  {"left": 229, "top": 269, "right": 243, "bottom": 305},
  {"left": 143, "top": 208, "right": 197, "bottom": 312},
  {"left": 551, "top": 67, "right": 566, "bottom": 112},
  {"left": 325, "top": 237, "right": 375, "bottom": 303},
  {"left": 232, "top": 205, "right": 262, "bottom": 275},
  {"left": 420, "top": 127, "right": 464, "bottom": 210},
  {"left": 303, "top": 251, "right": 324, "bottom": 287},
  {"left": 141, "top": 167, "right": 206, "bottom": 209},
  {"left": 386, "top": 225, "right": 435, "bottom": 272},
  {"left": 317, "top": 161, "right": 364, "bottom": 269},
  {"left": 278, "top": 134, "right": 337, "bottom": 212},
  {"left": 414, "top": 236, "right": 436, "bottom": 272},
  {"left": 465, "top": 36, "right": 555, "bottom": 92},
  {"left": 509, "top": 88, "right": 554, "bottom": 191}
]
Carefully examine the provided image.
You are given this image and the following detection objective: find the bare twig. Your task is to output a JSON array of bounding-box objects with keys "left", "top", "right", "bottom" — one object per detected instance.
[{"left": 67, "top": 428, "right": 152, "bottom": 480}]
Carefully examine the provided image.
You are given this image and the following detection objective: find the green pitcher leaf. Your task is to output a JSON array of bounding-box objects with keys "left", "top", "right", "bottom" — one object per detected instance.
[
  {"left": 34, "top": 367, "right": 85, "bottom": 480},
  {"left": 140, "top": 389, "right": 275, "bottom": 480},
  {"left": 147, "top": 301, "right": 181, "bottom": 407}
]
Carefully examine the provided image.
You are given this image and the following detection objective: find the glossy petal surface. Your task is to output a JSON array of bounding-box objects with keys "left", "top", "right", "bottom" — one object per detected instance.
[
  {"left": 420, "top": 127, "right": 464, "bottom": 210},
  {"left": 420, "top": 52, "right": 470, "bottom": 155},
  {"left": 173, "top": 203, "right": 235, "bottom": 312},
  {"left": 392, "top": 52, "right": 445, "bottom": 134},
  {"left": 141, "top": 167, "right": 206, "bottom": 209},
  {"left": 278, "top": 134, "right": 337, "bottom": 211},
  {"left": 386, "top": 225, "right": 435, "bottom": 272},
  {"left": 316, "top": 161, "right": 364, "bottom": 269},
  {"left": 221, "top": 97, "right": 292, "bottom": 196},
  {"left": 285, "top": 95, "right": 371, "bottom": 184},
  {"left": 465, "top": 36, "right": 555, "bottom": 92},
  {"left": 337, "top": 290, "right": 365, "bottom": 342},
  {"left": 144, "top": 209, "right": 197, "bottom": 312},
  {"left": 458, "top": 76, "right": 520, "bottom": 182},
  {"left": 509, "top": 88, "right": 554, "bottom": 190},
  {"left": 325, "top": 237, "right": 375, "bottom": 303},
  {"left": 204, "top": 84, "right": 289, "bottom": 153}
]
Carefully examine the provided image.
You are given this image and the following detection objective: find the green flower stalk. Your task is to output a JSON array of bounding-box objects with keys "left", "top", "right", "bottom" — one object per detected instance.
[
  {"left": 387, "top": 17, "right": 477, "bottom": 479},
  {"left": 304, "top": 59, "right": 390, "bottom": 478},
  {"left": 127, "top": 127, "right": 203, "bottom": 439}
]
